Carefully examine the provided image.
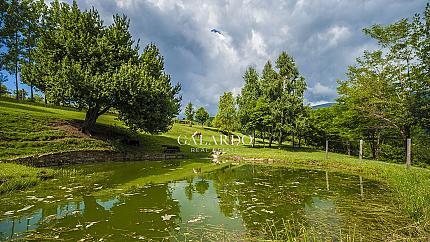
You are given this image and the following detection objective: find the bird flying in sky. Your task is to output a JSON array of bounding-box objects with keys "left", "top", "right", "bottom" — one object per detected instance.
[{"left": 211, "top": 28, "right": 223, "bottom": 35}]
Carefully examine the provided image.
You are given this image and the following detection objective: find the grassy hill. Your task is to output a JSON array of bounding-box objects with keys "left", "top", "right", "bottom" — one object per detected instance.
[{"left": 0, "top": 98, "right": 226, "bottom": 160}]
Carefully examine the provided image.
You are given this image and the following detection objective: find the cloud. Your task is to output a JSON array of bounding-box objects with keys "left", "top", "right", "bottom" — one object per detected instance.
[
  {"left": 308, "top": 82, "right": 337, "bottom": 100},
  {"left": 22, "top": 0, "right": 421, "bottom": 115}
]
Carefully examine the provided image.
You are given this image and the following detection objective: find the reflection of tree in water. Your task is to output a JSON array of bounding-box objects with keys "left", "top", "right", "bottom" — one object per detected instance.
[
  {"left": 209, "top": 168, "right": 237, "bottom": 217},
  {"left": 207, "top": 166, "right": 333, "bottom": 236},
  {"left": 34, "top": 184, "right": 181, "bottom": 241},
  {"left": 304, "top": 196, "right": 339, "bottom": 238},
  {"left": 195, "top": 178, "right": 209, "bottom": 195},
  {"left": 184, "top": 178, "right": 194, "bottom": 200}
]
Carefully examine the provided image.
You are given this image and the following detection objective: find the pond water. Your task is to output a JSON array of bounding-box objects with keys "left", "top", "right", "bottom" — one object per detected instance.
[{"left": 0, "top": 161, "right": 409, "bottom": 241}]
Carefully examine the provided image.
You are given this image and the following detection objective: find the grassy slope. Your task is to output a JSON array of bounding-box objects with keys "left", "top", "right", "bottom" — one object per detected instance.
[{"left": 1, "top": 98, "right": 430, "bottom": 232}]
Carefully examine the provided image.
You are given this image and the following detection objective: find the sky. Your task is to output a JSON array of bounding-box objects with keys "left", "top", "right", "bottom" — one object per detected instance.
[{"left": 2, "top": 0, "right": 426, "bottom": 115}]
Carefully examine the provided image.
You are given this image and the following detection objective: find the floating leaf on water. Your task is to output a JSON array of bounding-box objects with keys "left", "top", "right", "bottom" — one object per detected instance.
[
  {"left": 161, "top": 214, "right": 176, "bottom": 221},
  {"left": 123, "top": 193, "right": 139, "bottom": 196},
  {"left": 85, "top": 221, "right": 99, "bottom": 229},
  {"left": 4, "top": 210, "right": 14, "bottom": 215},
  {"left": 44, "top": 214, "right": 57, "bottom": 221},
  {"left": 46, "top": 196, "right": 54, "bottom": 199},
  {"left": 72, "top": 211, "right": 81, "bottom": 215},
  {"left": 261, "top": 209, "right": 274, "bottom": 214},
  {"left": 140, "top": 208, "right": 163, "bottom": 213},
  {"left": 188, "top": 215, "right": 205, "bottom": 223},
  {"left": 17, "top": 205, "right": 34, "bottom": 212},
  {"left": 246, "top": 206, "right": 256, "bottom": 210}
]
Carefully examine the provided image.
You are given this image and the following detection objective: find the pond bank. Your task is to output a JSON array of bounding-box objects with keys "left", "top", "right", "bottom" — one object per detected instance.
[{"left": 2, "top": 150, "right": 186, "bottom": 167}]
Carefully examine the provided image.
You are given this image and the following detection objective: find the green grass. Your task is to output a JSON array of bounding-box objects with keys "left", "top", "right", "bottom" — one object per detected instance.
[
  {"left": 1, "top": 97, "right": 430, "bottom": 235},
  {"left": 0, "top": 163, "right": 55, "bottom": 194}
]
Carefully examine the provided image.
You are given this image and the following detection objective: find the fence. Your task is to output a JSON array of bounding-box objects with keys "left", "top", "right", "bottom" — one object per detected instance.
[{"left": 324, "top": 138, "right": 412, "bottom": 169}]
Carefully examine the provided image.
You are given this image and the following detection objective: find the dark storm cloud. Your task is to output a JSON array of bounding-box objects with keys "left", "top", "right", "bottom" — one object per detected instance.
[{"left": 65, "top": 0, "right": 425, "bottom": 114}]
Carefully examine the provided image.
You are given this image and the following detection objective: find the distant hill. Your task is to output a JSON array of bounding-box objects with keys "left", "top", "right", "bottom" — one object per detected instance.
[{"left": 311, "top": 102, "right": 336, "bottom": 109}]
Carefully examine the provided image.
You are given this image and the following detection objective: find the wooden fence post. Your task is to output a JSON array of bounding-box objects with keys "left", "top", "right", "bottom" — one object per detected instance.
[
  {"left": 359, "top": 139, "right": 363, "bottom": 161},
  {"left": 406, "top": 138, "right": 411, "bottom": 169},
  {"left": 325, "top": 139, "right": 329, "bottom": 160}
]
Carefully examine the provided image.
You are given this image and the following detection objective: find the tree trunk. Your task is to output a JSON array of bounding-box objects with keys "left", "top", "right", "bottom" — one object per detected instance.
[
  {"left": 403, "top": 125, "right": 411, "bottom": 163},
  {"left": 262, "top": 132, "right": 265, "bottom": 147},
  {"left": 278, "top": 129, "right": 282, "bottom": 149},
  {"left": 292, "top": 132, "right": 295, "bottom": 148},
  {"left": 298, "top": 133, "right": 302, "bottom": 148},
  {"left": 44, "top": 95, "right": 47, "bottom": 104},
  {"left": 278, "top": 112, "right": 283, "bottom": 149},
  {"left": 347, "top": 141, "right": 351, "bottom": 156},
  {"left": 30, "top": 82, "right": 34, "bottom": 101},
  {"left": 81, "top": 104, "right": 101, "bottom": 134},
  {"left": 15, "top": 31, "right": 19, "bottom": 100},
  {"left": 375, "top": 134, "right": 380, "bottom": 160},
  {"left": 252, "top": 129, "right": 255, "bottom": 147},
  {"left": 268, "top": 127, "right": 273, "bottom": 148}
]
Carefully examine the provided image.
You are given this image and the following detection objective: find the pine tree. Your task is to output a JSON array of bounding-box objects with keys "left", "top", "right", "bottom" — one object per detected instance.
[{"left": 184, "top": 102, "right": 194, "bottom": 125}]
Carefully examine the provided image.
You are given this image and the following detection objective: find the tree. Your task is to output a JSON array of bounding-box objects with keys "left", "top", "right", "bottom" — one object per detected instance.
[
  {"left": 20, "top": 0, "right": 45, "bottom": 101},
  {"left": 0, "top": 84, "right": 8, "bottom": 96},
  {"left": 213, "top": 92, "right": 238, "bottom": 137},
  {"left": 195, "top": 107, "right": 209, "bottom": 127},
  {"left": 0, "top": 0, "right": 29, "bottom": 99},
  {"left": 336, "top": 5, "right": 430, "bottom": 164},
  {"left": 237, "top": 66, "right": 260, "bottom": 146},
  {"left": 260, "top": 61, "right": 279, "bottom": 147},
  {"left": 0, "top": 72, "right": 8, "bottom": 96},
  {"left": 274, "top": 51, "right": 307, "bottom": 148},
  {"left": 184, "top": 102, "right": 194, "bottom": 124},
  {"left": 249, "top": 96, "right": 272, "bottom": 146},
  {"left": 27, "top": 1, "right": 180, "bottom": 133},
  {"left": 13, "top": 88, "right": 27, "bottom": 99}
]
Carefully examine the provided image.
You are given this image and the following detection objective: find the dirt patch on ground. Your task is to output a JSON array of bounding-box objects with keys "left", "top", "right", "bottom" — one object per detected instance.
[{"left": 49, "top": 121, "right": 88, "bottom": 138}]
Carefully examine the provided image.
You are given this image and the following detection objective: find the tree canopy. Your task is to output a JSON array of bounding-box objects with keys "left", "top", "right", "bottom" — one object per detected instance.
[
  {"left": 195, "top": 107, "right": 209, "bottom": 127},
  {"left": 213, "top": 92, "right": 238, "bottom": 136},
  {"left": 20, "top": 0, "right": 180, "bottom": 133},
  {"left": 184, "top": 102, "right": 194, "bottom": 123}
]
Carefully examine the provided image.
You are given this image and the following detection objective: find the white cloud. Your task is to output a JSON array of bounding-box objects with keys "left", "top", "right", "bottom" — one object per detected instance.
[
  {"left": 309, "top": 82, "right": 337, "bottom": 97},
  {"left": 319, "top": 26, "right": 352, "bottom": 47}
]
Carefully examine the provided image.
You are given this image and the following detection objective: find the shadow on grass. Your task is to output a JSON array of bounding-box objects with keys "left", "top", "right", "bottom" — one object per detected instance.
[
  {"left": 242, "top": 144, "right": 320, "bottom": 153},
  {"left": 0, "top": 101, "right": 56, "bottom": 114},
  {"left": 71, "top": 121, "right": 211, "bottom": 159}
]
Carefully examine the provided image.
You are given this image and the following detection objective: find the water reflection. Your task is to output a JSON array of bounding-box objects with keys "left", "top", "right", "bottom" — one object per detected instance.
[{"left": 0, "top": 165, "right": 405, "bottom": 241}]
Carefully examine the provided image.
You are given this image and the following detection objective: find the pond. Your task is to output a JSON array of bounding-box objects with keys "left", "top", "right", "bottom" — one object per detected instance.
[{"left": 0, "top": 161, "right": 410, "bottom": 241}]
